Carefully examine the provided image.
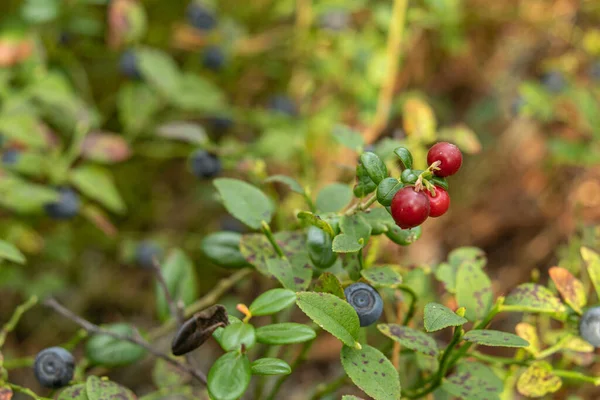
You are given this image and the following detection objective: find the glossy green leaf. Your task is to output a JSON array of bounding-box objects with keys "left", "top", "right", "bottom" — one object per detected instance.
[
  {"left": 250, "top": 358, "right": 291, "bottom": 376},
  {"left": 316, "top": 183, "right": 353, "bottom": 213},
  {"left": 219, "top": 322, "right": 256, "bottom": 351},
  {"left": 249, "top": 289, "right": 296, "bottom": 316},
  {"left": 155, "top": 249, "right": 198, "bottom": 322},
  {"left": 360, "top": 152, "right": 387, "bottom": 184},
  {"left": 430, "top": 176, "right": 448, "bottom": 191},
  {"left": 296, "top": 291, "right": 361, "bottom": 348},
  {"left": 332, "top": 234, "right": 363, "bottom": 253},
  {"left": 504, "top": 283, "right": 566, "bottom": 314},
  {"left": 333, "top": 214, "right": 372, "bottom": 253},
  {"left": 333, "top": 125, "right": 364, "bottom": 151},
  {"left": 455, "top": 261, "right": 493, "bottom": 321},
  {"left": 393, "top": 147, "right": 413, "bottom": 169},
  {"left": 376, "top": 178, "right": 403, "bottom": 207},
  {"left": 297, "top": 211, "right": 335, "bottom": 237},
  {"left": 207, "top": 351, "right": 251, "bottom": 400},
  {"left": 463, "top": 330, "right": 529, "bottom": 348},
  {"left": 361, "top": 208, "right": 394, "bottom": 235},
  {"left": 517, "top": 361, "right": 562, "bottom": 398},
  {"left": 354, "top": 164, "right": 377, "bottom": 198},
  {"left": 265, "top": 175, "right": 304, "bottom": 194},
  {"left": 341, "top": 344, "right": 401, "bottom": 400},
  {"left": 385, "top": 225, "right": 422, "bottom": 246},
  {"left": 581, "top": 247, "right": 600, "bottom": 301},
  {"left": 361, "top": 266, "right": 403, "bottom": 288},
  {"left": 86, "top": 376, "right": 136, "bottom": 400},
  {"left": 424, "top": 303, "right": 468, "bottom": 332},
  {"left": 255, "top": 323, "right": 316, "bottom": 345},
  {"left": 85, "top": 323, "right": 146, "bottom": 367},
  {"left": 57, "top": 384, "right": 89, "bottom": 400},
  {"left": 214, "top": 178, "right": 274, "bottom": 230},
  {"left": 70, "top": 165, "right": 126, "bottom": 214},
  {"left": 442, "top": 362, "right": 502, "bottom": 400},
  {"left": 314, "top": 272, "right": 345, "bottom": 299},
  {"left": 0, "top": 239, "right": 25, "bottom": 264},
  {"left": 201, "top": 232, "right": 249, "bottom": 269},
  {"left": 378, "top": 324, "right": 439, "bottom": 357},
  {"left": 137, "top": 48, "right": 181, "bottom": 99}
]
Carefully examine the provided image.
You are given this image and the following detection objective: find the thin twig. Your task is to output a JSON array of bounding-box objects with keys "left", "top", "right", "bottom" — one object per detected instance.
[
  {"left": 151, "top": 257, "right": 184, "bottom": 327},
  {"left": 43, "top": 298, "right": 207, "bottom": 385},
  {"left": 0, "top": 296, "right": 38, "bottom": 348}
]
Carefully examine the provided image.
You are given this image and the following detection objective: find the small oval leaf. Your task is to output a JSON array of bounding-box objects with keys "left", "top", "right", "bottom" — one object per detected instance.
[
  {"left": 214, "top": 178, "right": 275, "bottom": 230},
  {"left": 219, "top": 323, "right": 256, "bottom": 351},
  {"left": 250, "top": 358, "right": 291, "bottom": 376},
  {"left": 424, "top": 303, "right": 468, "bottom": 332},
  {"left": 359, "top": 152, "right": 387, "bottom": 185},
  {"left": 249, "top": 289, "right": 296, "bottom": 316},
  {"left": 85, "top": 323, "right": 147, "bottom": 367},
  {"left": 255, "top": 323, "right": 316, "bottom": 345},
  {"left": 377, "top": 324, "right": 439, "bottom": 357},
  {"left": 463, "top": 329, "right": 529, "bottom": 348},
  {"left": 207, "top": 351, "right": 251, "bottom": 400}
]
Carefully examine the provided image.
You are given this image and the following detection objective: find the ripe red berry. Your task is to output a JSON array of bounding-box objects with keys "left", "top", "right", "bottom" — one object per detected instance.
[
  {"left": 426, "top": 186, "right": 450, "bottom": 217},
  {"left": 427, "top": 142, "right": 462, "bottom": 177},
  {"left": 390, "top": 187, "right": 430, "bottom": 229}
]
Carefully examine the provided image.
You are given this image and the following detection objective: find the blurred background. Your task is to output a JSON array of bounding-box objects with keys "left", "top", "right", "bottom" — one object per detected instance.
[{"left": 0, "top": 0, "right": 600, "bottom": 398}]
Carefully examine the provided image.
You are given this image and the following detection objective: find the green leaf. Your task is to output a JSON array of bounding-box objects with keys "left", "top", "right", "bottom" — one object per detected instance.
[
  {"left": 332, "top": 125, "right": 364, "bottom": 151},
  {"left": 504, "top": 283, "right": 566, "bottom": 314},
  {"left": 341, "top": 344, "right": 401, "bottom": 400},
  {"left": 378, "top": 324, "right": 439, "bottom": 357},
  {"left": 361, "top": 266, "right": 403, "bottom": 288},
  {"left": 239, "top": 231, "right": 305, "bottom": 276},
  {"left": 314, "top": 272, "right": 345, "bottom": 299},
  {"left": 341, "top": 253, "right": 362, "bottom": 280},
  {"left": 376, "top": 178, "right": 403, "bottom": 207},
  {"left": 207, "top": 351, "right": 251, "bottom": 400},
  {"left": 385, "top": 225, "right": 422, "bottom": 246},
  {"left": 517, "top": 361, "right": 562, "bottom": 398},
  {"left": 354, "top": 164, "right": 377, "bottom": 198},
  {"left": 219, "top": 323, "right": 256, "bottom": 351},
  {"left": 155, "top": 121, "right": 207, "bottom": 144},
  {"left": 201, "top": 232, "right": 249, "bottom": 269},
  {"left": 393, "top": 147, "right": 413, "bottom": 169},
  {"left": 21, "top": 0, "right": 59, "bottom": 23},
  {"left": 316, "top": 183, "right": 353, "bottom": 213},
  {"left": 360, "top": 152, "right": 388, "bottom": 184},
  {"left": 297, "top": 211, "right": 335, "bottom": 237},
  {"left": 70, "top": 165, "right": 126, "bottom": 214},
  {"left": 249, "top": 289, "right": 296, "bottom": 316},
  {"left": 448, "top": 247, "right": 487, "bottom": 269},
  {"left": 155, "top": 249, "right": 198, "bottom": 322},
  {"left": 332, "top": 214, "right": 372, "bottom": 253},
  {"left": 86, "top": 376, "right": 136, "bottom": 400},
  {"left": 549, "top": 267, "right": 586, "bottom": 314},
  {"left": 296, "top": 292, "right": 361, "bottom": 348},
  {"left": 581, "top": 247, "right": 600, "bottom": 302},
  {"left": 250, "top": 358, "right": 291, "bottom": 376},
  {"left": 455, "top": 261, "right": 493, "bottom": 321},
  {"left": 85, "top": 323, "right": 147, "bottom": 367},
  {"left": 266, "top": 256, "right": 311, "bottom": 291},
  {"left": 265, "top": 175, "right": 304, "bottom": 194},
  {"left": 570, "top": 88, "right": 600, "bottom": 138},
  {"left": 424, "top": 303, "right": 468, "bottom": 332},
  {"left": 57, "top": 384, "right": 89, "bottom": 400},
  {"left": 172, "top": 73, "right": 226, "bottom": 113},
  {"left": 214, "top": 178, "right": 275, "bottom": 230},
  {"left": 342, "top": 396, "right": 365, "bottom": 400},
  {"left": 0, "top": 175, "right": 59, "bottom": 214},
  {"left": 118, "top": 82, "right": 161, "bottom": 136},
  {"left": 361, "top": 208, "right": 394, "bottom": 235},
  {"left": 430, "top": 176, "right": 448, "bottom": 191},
  {"left": 137, "top": 48, "right": 181, "bottom": 99},
  {"left": 332, "top": 234, "right": 363, "bottom": 253},
  {"left": 0, "top": 240, "right": 25, "bottom": 264},
  {"left": 255, "top": 323, "right": 316, "bottom": 345},
  {"left": 0, "top": 114, "right": 47, "bottom": 149},
  {"left": 442, "top": 362, "right": 502, "bottom": 400},
  {"left": 463, "top": 330, "right": 529, "bottom": 348}
]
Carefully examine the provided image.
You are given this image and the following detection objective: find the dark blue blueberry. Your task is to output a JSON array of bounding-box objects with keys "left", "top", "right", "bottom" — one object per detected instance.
[
  {"left": 190, "top": 149, "right": 221, "bottom": 179},
  {"left": 580, "top": 307, "right": 600, "bottom": 347},
  {"left": 541, "top": 71, "right": 566, "bottom": 93},
  {"left": 202, "top": 46, "right": 226, "bottom": 71},
  {"left": 268, "top": 95, "right": 297, "bottom": 117},
  {"left": 187, "top": 3, "right": 217, "bottom": 31},
  {"left": 34, "top": 347, "right": 75, "bottom": 389},
  {"left": 135, "top": 240, "right": 163, "bottom": 269},
  {"left": 44, "top": 187, "right": 80, "bottom": 220},
  {"left": 344, "top": 282, "right": 383, "bottom": 327},
  {"left": 2, "top": 149, "right": 19, "bottom": 165},
  {"left": 119, "top": 50, "right": 140, "bottom": 79},
  {"left": 589, "top": 60, "right": 600, "bottom": 81},
  {"left": 319, "top": 10, "right": 349, "bottom": 31},
  {"left": 207, "top": 115, "right": 234, "bottom": 132}
]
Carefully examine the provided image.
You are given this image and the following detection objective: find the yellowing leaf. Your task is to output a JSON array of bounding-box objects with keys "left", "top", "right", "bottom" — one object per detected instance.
[
  {"left": 581, "top": 247, "right": 600, "bottom": 301},
  {"left": 402, "top": 98, "right": 436, "bottom": 143},
  {"left": 549, "top": 266, "right": 586, "bottom": 314},
  {"left": 517, "top": 361, "right": 562, "bottom": 398},
  {"left": 515, "top": 322, "right": 540, "bottom": 355}
]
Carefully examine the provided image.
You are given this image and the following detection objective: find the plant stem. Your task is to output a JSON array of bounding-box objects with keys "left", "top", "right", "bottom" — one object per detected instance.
[
  {"left": 344, "top": 194, "right": 377, "bottom": 216},
  {"left": 3, "top": 357, "right": 35, "bottom": 370},
  {"left": 7, "top": 383, "right": 52, "bottom": 400},
  {"left": 44, "top": 298, "right": 208, "bottom": 385},
  {"left": 363, "top": 0, "right": 409, "bottom": 144},
  {"left": 149, "top": 268, "right": 252, "bottom": 340},
  {"left": 553, "top": 369, "right": 600, "bottom": 385},
  {"left": 0, "top": 296, "right": 38, "bottom": 348},
  {"left": 261, "top": 221, "right": 285, "bottom": 258},
  {"left": 310, "top": 373, "right": 348, "bottom": 399},
  {"left": 151, "top": 258, "right": 185, "bottom": 327},
  {"left": 266, "top": 339, "right": 315, "bottom": 400}
]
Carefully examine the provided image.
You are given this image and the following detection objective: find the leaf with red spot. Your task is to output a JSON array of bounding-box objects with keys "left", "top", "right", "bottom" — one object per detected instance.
[
  {"left": 81, "top": 133, "right": 131, "bottom": 164},
  {"left": 549, "top": 266, "right": 586, "bottom": 314}
]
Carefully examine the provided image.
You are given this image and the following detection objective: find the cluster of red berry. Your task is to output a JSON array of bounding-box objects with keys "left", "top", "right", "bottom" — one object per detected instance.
[{"left": 391, "top": 142, "right": 463, "bottom": 229}]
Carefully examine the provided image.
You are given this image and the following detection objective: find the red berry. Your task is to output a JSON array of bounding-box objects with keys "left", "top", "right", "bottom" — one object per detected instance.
[
  {"left": 390, "top": 187, "right": 430, "bottom": 229},
  {"left": 427, "top": 142, "right": 463, "bottom": 177},
  {"left": 426, "top": 186, "right": 450, "bottom": 217}
]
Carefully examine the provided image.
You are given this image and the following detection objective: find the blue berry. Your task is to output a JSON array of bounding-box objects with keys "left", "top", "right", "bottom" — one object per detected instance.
[
  {"left": 44, "top": 187, "right": 80, "bottom": 220},
  {"left": 202, "top": 46, "right": 226, "bottom": 71},
  {"left": 541, "top": 71, "right": 566, "bottom": 93},
  {"left": 268, "top": 95, "right": 297, "bottom": 116},
  {"left": 580, "top": 307, "right": 600, "bottom": 347},
  {"left": 344, "top": 283, "right": 383, "bottom": 327},
  {"left": 207, "top": 115, "right": 234, "bottom": 133},
  {"left": 190, "top": 149, "right": 221, "bottom": 179},
  {"left": 187, "top": 3, "right": 217, "bottom": 31},
  {"left": 2, "top": 149, "right": 19, "bottom": 165},
  {"left": 119, "top": 50, "right": 140, "bottom": 79},
  {"left": 34, "top": 347, "right": 75, "bottom": 389},
  {"left": 135, "top": 240, "right": 163, "bottom": 269}
]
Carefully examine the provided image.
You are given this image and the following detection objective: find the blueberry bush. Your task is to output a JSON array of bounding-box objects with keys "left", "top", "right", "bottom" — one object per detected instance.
[{"left": 1, "top": 0, "right": 600, "bottom": 399}]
